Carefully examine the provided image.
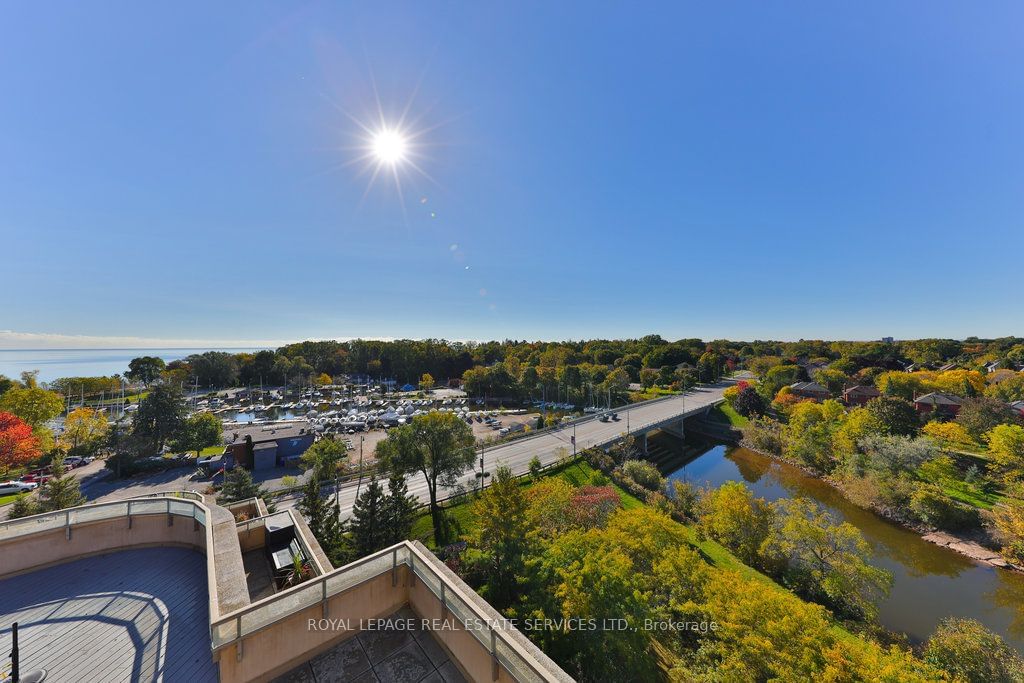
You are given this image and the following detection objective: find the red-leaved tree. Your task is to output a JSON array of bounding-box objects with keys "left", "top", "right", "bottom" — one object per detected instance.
[
  {"left": 0, "top": 411, "right": 40, "bottom": 476},
  {"left": 569, "top": 485, "right": 621, "bottom": 529}
]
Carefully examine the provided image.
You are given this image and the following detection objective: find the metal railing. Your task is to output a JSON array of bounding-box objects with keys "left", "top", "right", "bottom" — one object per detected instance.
[
  {"left": 0, "top": 495, "right": 208, "bottom": 542},
  {"left": 209, "top": 540, "right": 563, "bottom": 682},
  {"left": 133, "top": 489, "right": 206, "bottom": 502}
]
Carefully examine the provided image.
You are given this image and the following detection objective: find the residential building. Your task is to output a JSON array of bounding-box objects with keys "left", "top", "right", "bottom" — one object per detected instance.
[
  {"left": 913, "top": 392, "right": 964, "bottom": 417},
  {"left": 788, "top": 381, "right": 830, "bottom": 401},
  {"left": 224, "top": 421, "right": 316, "bottom": 470},
  {"left": 842, "top": 385, "right": 881, "bottom": 406}
]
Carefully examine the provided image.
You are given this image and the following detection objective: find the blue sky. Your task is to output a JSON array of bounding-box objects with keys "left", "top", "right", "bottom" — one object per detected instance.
[{"left": 2, "top": 2, "right": 1023, "bottom": 347}]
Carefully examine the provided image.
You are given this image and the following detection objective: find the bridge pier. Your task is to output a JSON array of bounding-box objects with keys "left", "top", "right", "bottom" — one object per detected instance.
[{"left": 659, "top": 417, "right": 687, "bottom": 441}]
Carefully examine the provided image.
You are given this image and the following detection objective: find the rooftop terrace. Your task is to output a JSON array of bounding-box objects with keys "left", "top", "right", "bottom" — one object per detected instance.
[
  {"left": 0, "top": 547, "right": 217, "bottom": 682},
  {"left": 0, "top": 493, "right": 572, "bottom": 683}
]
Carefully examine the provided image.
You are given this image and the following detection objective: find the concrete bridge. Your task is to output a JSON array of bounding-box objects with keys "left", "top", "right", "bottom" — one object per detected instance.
[{"left": 280, "top": 380, "right": 732, "bottom": 520}]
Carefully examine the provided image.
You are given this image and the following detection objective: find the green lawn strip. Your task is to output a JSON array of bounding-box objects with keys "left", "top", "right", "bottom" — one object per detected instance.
[
  {"left": 710, "top": 403, "right": 749, "bottom": 428},
  {"left": 937, "top": 482, "right": 1004, "bottom": 510},
  {"left": 0, "top": 493, "right": 23, "bottom": 507}
]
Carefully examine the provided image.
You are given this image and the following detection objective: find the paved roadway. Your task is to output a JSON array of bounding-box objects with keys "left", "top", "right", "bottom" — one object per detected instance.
[{"left": 277, "top": 381, "right": 731, "bottom": 520}]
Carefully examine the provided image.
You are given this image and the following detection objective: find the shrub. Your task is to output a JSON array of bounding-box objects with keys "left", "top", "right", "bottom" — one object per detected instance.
[
  {"left": 909, "top": 484, "right": 981, "bottom": 530},
  {"left": 734, "top": 386, "right": 767, "bottom": 417},
  {"left": 588, "top": 470, "right": 610, "bottom": 487},
  {"left": 583, "top": 447, "right": 615, "bottom": 474},
  {"left": 621, "top": 459, "right": 664, "bottom": 491},
  {"left": 924, "top": 617, "right": 1024, "bottom": 683},
  {"left": 670, "top": 480, "right": 701, "bottom": 520},
  {"left": 569, "top": 485, "right": 621, "bottom": 529},
  {"left": 742, "top": 417, "right": 783, "bottom": 455},
  {"left": 528, "top": 454, "right": 543, "bottom": 480}
]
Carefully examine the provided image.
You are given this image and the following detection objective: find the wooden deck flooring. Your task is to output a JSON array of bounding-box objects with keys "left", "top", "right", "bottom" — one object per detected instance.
[{"left": 0, "top": 547, "right": 217, "bottom": 683}]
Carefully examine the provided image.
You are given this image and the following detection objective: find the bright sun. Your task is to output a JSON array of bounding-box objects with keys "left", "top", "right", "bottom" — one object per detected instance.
[{"left": 372, "top": 128, "right": 408, "bottom": 164}]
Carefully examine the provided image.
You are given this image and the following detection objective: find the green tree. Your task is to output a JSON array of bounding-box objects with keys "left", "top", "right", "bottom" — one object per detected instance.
[
  {"left": 418, "top": 373, "right": 434, "bottom": 391},
  {"left": 923, "top": 617, "right": 1024, "bottom": 683},
  {"left": 814, "top": 367, "right": 849, "bottom": 395},
  {"left": 528, "top": 454, "right": 543, "bottom": 480},
  {"left": 376, "top": 412, "right": 476, "bottom": 545},
  {"left": 104, "top": 423, "right": 148, "bottom": 477},
  {"left": 297, "top": 471, "right": 349, "bottom": 566},
  {"left": 957, "top": 396, "right": 1019, "bottom": 442},
  {"left": 37, "top": 455, "right": 85, "bottom": 512},
  {"left": 993, "top": 489, "right": 1024, "bottom": 566},
  {"left": 126, "top": 356, "right": 166, "bottom": 385},
  {"left": 986, "top": 424, "right": 1024, "bottom": 484},
  {"left": 349, "top": 477, "right": 388, "bottom": 556},
  {"left": 132, "top": 384, "right": 187, "bottom": 452},
  {"left": 0, "top": 385, "right": 64, "bottom": 428},
  {"left": 468, "top": 465, "right": 531, "bottom": 609},
  {"left": 866, "top": 395, "right": 919, "bottom": 437},
  {"left": 171, "top": 412, "right": 222, "bottom": 457},
  {"left": 299, "top": 437, "right": 348, "bottom": 481},
  {"left": 60, "top": 407, "right": 109, "bottom": 457},
  {"left": 696, "top": 481, "right": 775, "bottom": 565},
  {"left": 875, "top": 371, "right": 925, "bottom": 401},
  {"left": 6, "top": 493, "right": 39, "bottom": 519},
  {"left": 531, "top": 529, "right": 655, "bottom": 681},
  {"left": 383, "top": 474, "right": 417, "bottom": 545},
  {"left": 218, "top": 467, "right": 275, "bottom": 511},
  {"left": 857, "top": 434, "right": 937, "bottom": 477},
  {"left": 758, "top": 364, "right": 803, "bottom": 400},
  {"left": 764, "top": 497, "right": 892, "bottom": 620}
]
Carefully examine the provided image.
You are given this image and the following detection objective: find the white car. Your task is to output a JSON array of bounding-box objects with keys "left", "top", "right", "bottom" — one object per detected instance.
[{"left": 0, "top": 480, "right": 38, "bottom": 495}]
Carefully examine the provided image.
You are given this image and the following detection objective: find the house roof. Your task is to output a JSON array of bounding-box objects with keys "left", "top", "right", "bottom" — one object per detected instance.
[
  {"left": 913, "top": 392, "right": 964, "bottom": 406},
  {"left": 790, "top": 381, "right": 828, "bottom": 393},
  {"left": 843, "top": 385, "right": 880, "bottom": 397},
  {"left": 225, "top": 421, "right": 312, "bottom": 444}
]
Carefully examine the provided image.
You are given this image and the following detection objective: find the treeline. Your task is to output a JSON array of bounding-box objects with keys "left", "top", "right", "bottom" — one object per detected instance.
[{"left": 20, "top": 335, "right": 1024, "bottom": 397}]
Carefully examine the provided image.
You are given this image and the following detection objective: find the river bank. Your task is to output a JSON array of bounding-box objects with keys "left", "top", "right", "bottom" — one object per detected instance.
[
  {"left": 737, "top": 439, "right": 1023, "bottom": 573},
  {"left": 657, "top": 434, "right": 1024, "bottom": 650}
]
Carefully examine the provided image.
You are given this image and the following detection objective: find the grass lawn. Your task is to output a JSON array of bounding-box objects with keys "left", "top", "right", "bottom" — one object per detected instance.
[
  {"left": 0, "top": 493, "right": 23, "bottom": 507},
  {"left": 935, "top": 480, "right": 1005, "bottom": 510},
  {"left": 707, "top": 403, "right": 749, "bottom": 428}
]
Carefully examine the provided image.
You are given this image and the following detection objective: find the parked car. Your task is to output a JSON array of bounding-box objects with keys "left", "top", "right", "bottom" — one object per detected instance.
[
  {"left": 599, "top": 415, "right": 609, "bottom": 422},
  {"left": 63, "top": 456, "right": 92, "bottom": 468},
  {"left": 20, "top": 472, "right": 52, "bottom": 484},
  {"left": 610, "top": 412, "right": 619, "bottom": 421},
  {"left": 0, "top": 480, "right": 38, "bottom": 495}
]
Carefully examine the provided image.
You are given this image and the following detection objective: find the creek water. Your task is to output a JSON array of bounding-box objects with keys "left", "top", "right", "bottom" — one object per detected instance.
[{"left": 655, "top": 434, "right": 1024, "bottom": 651}]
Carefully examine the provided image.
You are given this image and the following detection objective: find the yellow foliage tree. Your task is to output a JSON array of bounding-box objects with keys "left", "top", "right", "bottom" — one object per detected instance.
[
  {"left": 931, "top": 370, "right": 986, "bottom": 397},
  {"left": 922, "top": 421, "right": 976, "bottom": 450}
]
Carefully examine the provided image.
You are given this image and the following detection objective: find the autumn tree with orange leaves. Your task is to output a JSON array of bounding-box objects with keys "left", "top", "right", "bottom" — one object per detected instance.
[{"left": 0, "top": 411, "right": 41, "bottom": 476}]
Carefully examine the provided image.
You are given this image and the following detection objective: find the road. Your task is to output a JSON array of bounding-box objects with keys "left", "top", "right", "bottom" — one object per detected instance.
[{"left": 276, "top": 381, "right": 731, "bottom": 520}]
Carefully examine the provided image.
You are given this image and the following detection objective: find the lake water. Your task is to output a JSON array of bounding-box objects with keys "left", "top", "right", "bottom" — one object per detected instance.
[
  {"left": 0, "top": 348, "right": 262, "bottom": 383},
  {"left": 655, "top": 433, "right": 1024, "bottom": 652}
]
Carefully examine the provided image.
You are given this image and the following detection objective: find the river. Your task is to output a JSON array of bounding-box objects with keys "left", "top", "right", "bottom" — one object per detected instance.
[{"left": 655, "top": 433, "right": 1024, "bottom": 652}]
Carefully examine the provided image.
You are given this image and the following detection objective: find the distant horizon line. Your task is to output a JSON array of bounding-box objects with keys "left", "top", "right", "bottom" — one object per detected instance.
[{"left": 0, "top": 346, "right": 268, "bottom": 352}]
